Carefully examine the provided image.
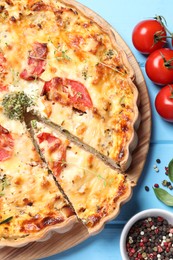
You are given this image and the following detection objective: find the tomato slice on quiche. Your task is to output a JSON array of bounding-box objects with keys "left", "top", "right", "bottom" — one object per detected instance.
[
  {"left": 37, "top": 132, "right": 68, "bottom": 177},
  {"left": 42, "top": 77, "right": 93, "bottom": 112},
  {"left": 0, "top": 125, "right": 14, "bottom": 162},
  {"left": 20, "top": 42, "right": 48, "bottom": 80}
]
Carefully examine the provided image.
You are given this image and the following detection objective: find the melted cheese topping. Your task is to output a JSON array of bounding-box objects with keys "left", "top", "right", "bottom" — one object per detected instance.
[
  {"left": 0, "top": 0, "right": 138, "bottom": 169},
  {"left": 0, "top": 0, "right": 135, "bottom": 241},
  {"left": 0, "top": 116, "right": 75, "bottom": 243},
  {"left": 34, "top": 122, "right": 131, "bottom": 230}
]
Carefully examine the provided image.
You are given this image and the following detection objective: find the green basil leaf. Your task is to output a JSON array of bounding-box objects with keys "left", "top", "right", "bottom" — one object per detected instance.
[
  {"left": 168, "top": 159, "right": 173, "bottom": 182},
  {"left": 153, "top": 187, "right": 173, "bottom": 206},
  {"left": 0, "top": 216, "right": 13, "bottom": 225}
]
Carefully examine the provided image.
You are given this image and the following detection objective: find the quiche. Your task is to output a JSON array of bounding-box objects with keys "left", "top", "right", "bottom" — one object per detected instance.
[
  {"left": 0, "top": 0, "right": 139, "bottom": 247},
  {"left": 0, "top": 113, "right": 76, "bottom": 247},
  {"left": 32, "top": 121, "right": 132, "bottom": 235}
]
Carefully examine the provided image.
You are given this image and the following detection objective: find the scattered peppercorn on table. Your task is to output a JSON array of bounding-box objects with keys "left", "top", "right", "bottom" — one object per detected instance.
[{"left": 15, "top": 0, "right": 173, "bottom": 259}]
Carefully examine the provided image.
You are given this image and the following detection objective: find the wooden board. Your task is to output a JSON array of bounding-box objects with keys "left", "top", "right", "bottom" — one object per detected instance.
[{"left": 0, "top": 1, "right": 151, "bottom": 259}]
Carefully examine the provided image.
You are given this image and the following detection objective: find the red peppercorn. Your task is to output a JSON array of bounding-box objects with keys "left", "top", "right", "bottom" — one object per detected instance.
[
  {"left": 169, "top": 228, "right": 173, "bottom": 233},
  {"left": 157, "top": 216, "right": 164, "bottom": 222},
  {"left": 131, "top": 248, "right": 135, "bottom": 254},
  {"left": 126, "top": 242, "right": 130, "bottom": 248},
  {"left": 143, "top": 237, "right": 148, "bottom": 242},
  {"left": 137, "top": 253, "right": 142, "bottom": 259},
  {"left": 154, "top": 183, "right": 159, "bottom": 188},
  {"left": 139, "top": 242, "right": 144, "bottom": 247},
  {"left": 166, "top": 247, "right": 170, "bottom": 253},
  {"left": 154, "top": 228, "right": 159, "bottom": 234},
  {"left": 168, "top": 242, "right": 171, "bottom": 247},
  {"left": 157, "top": 245, "right": 163, "bottom": 253},
  {"left": 129, "top": 252, "right": 134, "bottom": 257}
]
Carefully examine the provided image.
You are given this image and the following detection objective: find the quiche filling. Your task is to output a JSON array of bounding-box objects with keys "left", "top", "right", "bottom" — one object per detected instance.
[
  {"left": 0, "top": 0, "right": 138, "bottom": 246},
  {"left": 32, "top": 122, "right": 131, "bottom": 232}
]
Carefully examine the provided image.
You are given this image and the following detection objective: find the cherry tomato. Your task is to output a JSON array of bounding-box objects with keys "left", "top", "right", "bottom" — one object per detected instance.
[
  {"left": 132, "top": 19, "right": 166, "bottom": 54},
  {"left": 145, "top": 48, "right": 173, "bottom": 85},
  {"left": 155, "top": 84, "right": 173, "bottom": 122}
]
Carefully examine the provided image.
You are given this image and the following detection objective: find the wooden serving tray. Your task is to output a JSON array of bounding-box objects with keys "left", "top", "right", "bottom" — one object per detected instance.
[{"left": 0, "top": 1, "right": 151, "bottom": 259}]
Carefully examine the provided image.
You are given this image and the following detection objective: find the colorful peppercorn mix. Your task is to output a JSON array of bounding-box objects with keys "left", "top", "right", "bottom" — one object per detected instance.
[
  {"left": 126, "top": 216, "right": 173, "bottom": 260},
  {"left": 162, "top": 180, "right": 173, "bottom": 190}
]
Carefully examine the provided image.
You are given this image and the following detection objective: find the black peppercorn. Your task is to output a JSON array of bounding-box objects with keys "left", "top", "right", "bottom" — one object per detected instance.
[
  {"left": 156, "top": 159, "right": 161, "bottom": 164},
  {"left": 145, "top": 186, "right": 150, "bottom": 192}
]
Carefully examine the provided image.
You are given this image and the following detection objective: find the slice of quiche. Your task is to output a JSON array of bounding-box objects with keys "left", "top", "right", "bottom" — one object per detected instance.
[
  {"left": 32, "top": 121, "right": 132, "bottom": 235},
  {"left": 0, "top": 114, "right": 77, "bottom": 247}
]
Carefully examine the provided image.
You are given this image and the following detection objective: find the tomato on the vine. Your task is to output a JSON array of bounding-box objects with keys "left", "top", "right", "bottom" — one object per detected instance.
[
  {"left": 145, "top": 48, "right": 173, "bottom": 85},
  {"left": 132, "top": 18, "right": 167, "bottom": 54},
  {"left": 155, "top": 85, "right": 173, "bottom": 122}
]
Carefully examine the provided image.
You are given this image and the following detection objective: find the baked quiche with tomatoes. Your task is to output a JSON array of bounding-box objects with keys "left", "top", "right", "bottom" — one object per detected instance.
[
  {"left": 32, "top": 121, "right": 132, "bottom": 235},
  {"left": 0, "top": 0, "right": 139, "bottom": 246}
]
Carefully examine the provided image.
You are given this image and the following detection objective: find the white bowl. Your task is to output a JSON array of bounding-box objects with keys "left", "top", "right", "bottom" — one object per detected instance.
[{"left": 120, "top": 208, "right": 173, "bottom": 260}]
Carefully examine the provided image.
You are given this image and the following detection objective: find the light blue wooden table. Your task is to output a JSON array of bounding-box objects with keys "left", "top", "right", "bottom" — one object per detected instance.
[{"left": 43, "top": 1, "right": 173, "bottom": 259}]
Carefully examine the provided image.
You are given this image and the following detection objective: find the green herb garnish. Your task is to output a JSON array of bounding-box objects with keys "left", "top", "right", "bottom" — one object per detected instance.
[
  {"left": 97, "top": 174, "right": 107, "bottom": 187},
  {"left": 55, "top": 49, "right": 71, "bottom": 61},
  {"left": 77, "top": 92, "right": 83, "bottom": 98},
  {"left": 31, "top": 119, "right": 37, "bottom": 129},
  {"left": 97, "top": 174, "right": 115, "bottom": 187},
  {"left": 60, "top": 159, "right": 66, "bottom": 167},
  {"left": 153, "top": 187, "right": 173, "bottom": 206},
  {"left": 82, "top": 70, "right": 88, "bottom": 80},
  {"left": 106, "top": 49, "right": 114, "bottom": 59},
  {"left": 0, "top": 216, "right": 13, "bottom": 225},
  {"left": 2, "top": 91, "right": 34, "bottom": 121},
  {"left": 0, "top": 175, "right": 10, "bottom": 196},
  {"left": 61, "top": 50, "right": 71, "bottom": 60},
  {"left": 10, "top": 69, "right": 20, "bottom": 86},
  {"left": 119, "top": 95, "right": 126, "bottom": 105}
]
